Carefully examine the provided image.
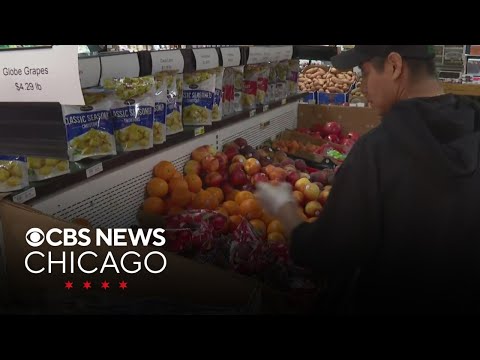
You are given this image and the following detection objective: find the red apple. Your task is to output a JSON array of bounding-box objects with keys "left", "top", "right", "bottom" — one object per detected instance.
[
  {"left": 222, "top": 183, "right": 235, "bottom": 195},
  {"left": 244, "top": 158, "right": 261, "bottom": 176},
  {"left": 231, "top": 154, "right": 247, "bottom": 164},
  {"left": 215, "top": 152, "right": 228, "bottom": 170},
  {"left": 284, "top": 165, "right": 297, "bottom": 173},
  {"left": 184, "top": 160, "right": 201, "bottom": 175},
  {"left": 229, "top": 162, "right": 244, "bottom": 175},
  {"left": 268, "top": 168, "right": 287, "bottom": 182},
  {"left": 286, "top": 171, "right": 300, "bottom": 186},
  {"left": 346, "top": 132, "right": 360, "bottom": 142},
  {"left": 322, "top": 122, "right": 342, "bottom": 136},
  {"left": 326, "top": 134, "right": 340, "bottom": 144},
  {"left": 234, "top": 137, "right": 248, "bottom": 148},
  {"left": 204, "top": 171, "right": 223, "bottom": 187},
  {"left": 201, "top": 155, "right": 220, "bottom": 172},
  {"left": 251, "top": 172, "right": 269, "bottom": 185},
  {"left": 230, "top": 169, "right": 248, "bottom": 187},
  {"left": 223, "top": 145, "right": 239, "bottom": 161},
  {"left": 294, "top": 159, "right": 307, "bottom": 172},
  {"left": 191, "top": 146, "right": 210, "bottom": 162},
  {"left": 281, "top": 158, "right": 295, "bottom": 168}
]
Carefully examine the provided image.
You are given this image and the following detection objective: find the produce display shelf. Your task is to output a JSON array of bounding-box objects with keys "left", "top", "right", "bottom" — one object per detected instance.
[{"left": 7, "top": 93, "right": 305, "bottom": 205}]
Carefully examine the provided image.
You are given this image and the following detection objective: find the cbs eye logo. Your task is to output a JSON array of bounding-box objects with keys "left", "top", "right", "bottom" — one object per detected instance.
[{"left": 25, "top": 228, "right": 45, "bottom": 247}]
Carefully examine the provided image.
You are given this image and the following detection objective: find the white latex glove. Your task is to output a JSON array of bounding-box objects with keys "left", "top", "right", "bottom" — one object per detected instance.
[{"left": 255, "top": 182, "right": 296, "bottom": 218}]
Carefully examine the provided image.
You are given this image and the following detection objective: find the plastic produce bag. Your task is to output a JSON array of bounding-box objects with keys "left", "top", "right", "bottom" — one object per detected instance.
[
  {"left": 256, "top": 64, "right": 270, "bottom": 106},
  {"left": 154, "top": 76, "right": 168, "bottom": 144},
  {"left": 212, "top": 67, "right": 225, "bottom": 121},
  {"left": 241, "top": 65, "right": 259, "bottom": 111},
  {"left": 287, "top": 59, "right": 300, "bottom": 96},
  {"left": 105, "top": 76, "right": 155, "bottom": 152},
  {"left": 182, "top": 70, "right": 216, "bottom": 126},
  {"left": 232, "top": 66, "right": 244, "bottom": 112},
  {"left": 62, "top": 89, "right": 116, "bottom": 161},
  {"left": 155, "top": 71, "right": 183, "bottom": 135},
  {"left": 275, "top": 61, "right": 289, "bottom": 100},
  {"left": 0, "top": 156, "right": 28, "bottom": 192},
  {"left": 27, "top": 157, "right": 70, "bottom": 182},
  {"left": 268, "top": 62, "right": 277, "bottom": 104}
]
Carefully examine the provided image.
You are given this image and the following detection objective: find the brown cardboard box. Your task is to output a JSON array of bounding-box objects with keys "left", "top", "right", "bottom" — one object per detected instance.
[
  {"left": 0, "top": 200, "right": 289, "bottom": 314},
  {"left": 297, "top": 104, "right": 381, "bottom": 135}
]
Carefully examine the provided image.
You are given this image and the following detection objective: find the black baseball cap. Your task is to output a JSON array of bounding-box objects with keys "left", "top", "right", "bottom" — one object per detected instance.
[{"left": 331, "top": 45, "right": 436, "bottom": 70}]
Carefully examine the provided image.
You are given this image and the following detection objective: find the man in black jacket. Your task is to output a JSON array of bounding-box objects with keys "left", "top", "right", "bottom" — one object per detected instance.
[{"left": 255, "top": 45, "right": 480, "bottom": 314}]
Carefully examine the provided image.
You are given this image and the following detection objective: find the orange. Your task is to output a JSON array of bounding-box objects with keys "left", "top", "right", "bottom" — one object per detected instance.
[
  {"left": 292, "top": 190, "right": 304, "bottom": 205},
  {"left": 267, "top": 220, "right": 285, "bottom": 235},
  {"left": 229, "top": 215, "right": 243, "bottom": 232},
  {"left": 249, "top": 219, "right": 266, "bottom": 239},
  {"left": 185, "top": 173, "right": 202, "bottom": 193},
  {"left": 154, "top": 161, "right": 176, "bottom": 181},
  {"left": 222, "top": 200, "right": 240, "bottom": 216},
  {"left": 216, "top": 207, "right": 229, "bottom": 218},
  {"left": 171, "top": 188, "right": 192, "bottom": 208},
  {"left": 143, "top": 197, "right": 166, "bottom": 215},
  {"left": 226, "top": 189, "right": 240, "bottom": 201},
  {"left": 168, "top": 177, "right": 188, "bottom": 194},
  {"left": 171, "top": 171, "right": 183, "bottom": 180},
  {"left": 267, "top": 232, "right": 286, "bottom": 243},
  {"left": 168, "top": 206, "right": 185, "bottom": 216},
  {"left": 146, "top": 177, "right": 168, "bottom": 198},
  {"left": 261, "top": 212, "right": 275, "bottom": 225},
  {"left": 206, "top": 187, "right": 224, "bottom": 203},
  {"left": 192, "top": 190, "right": 219, "bottom": 210},
  {"left": 235, "top": 190, "right": 254, "bottom": 205},
  {"left": 239, "top": 199, "right": 263, "bottom": 220}
]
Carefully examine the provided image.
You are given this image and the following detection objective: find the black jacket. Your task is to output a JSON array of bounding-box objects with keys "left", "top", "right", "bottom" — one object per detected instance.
[{"left": 291, "top": 94, "right": 480, "bottom": 315}]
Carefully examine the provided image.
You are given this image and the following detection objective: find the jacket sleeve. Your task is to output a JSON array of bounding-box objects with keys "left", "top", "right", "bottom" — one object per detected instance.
[{"left": 290, "top": 136, "right": 382, "bottom": 273}]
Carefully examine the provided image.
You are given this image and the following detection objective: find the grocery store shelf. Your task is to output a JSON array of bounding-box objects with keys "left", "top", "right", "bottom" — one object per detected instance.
[{"left": 8, "top": 93, "right": 304, "bottom": 205}]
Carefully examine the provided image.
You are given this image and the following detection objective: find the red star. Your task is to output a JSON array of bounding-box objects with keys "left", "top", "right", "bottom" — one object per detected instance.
[
  {"left": 119, "top": 281, "right": 128, "bottom": 290},
  {"left": 101, "top": 280, "right": 110, "bottom": 290},
  {"left": 83, "top": 281, "right": 92, "bottom": 290},
  {"left": 65, "top": 281, "right": 73, "bottom": 290}
]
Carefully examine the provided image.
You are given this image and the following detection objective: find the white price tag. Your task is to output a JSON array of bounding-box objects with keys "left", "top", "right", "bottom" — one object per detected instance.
[
  {"left": 281, "top": 98, "right": 287, "bottom": 105},
  {"left": 0, "top": 46, "right": 84, "bottom": 105},
  {"left": 193, "top": 48, "right": 219, "bottom": 70},
  {"left": 262, "top": 47, "right": 273, "bottom": 63},
  {"left": 78, "top": 57, "right": 101, "bottom": 88},
  {"left": 249, "top": 109, "right": 256, "bottom": 117},
  {"left": 86, "top": 162, "right": 103, "bottom": 178},
  {"left": 220, "top": 47, "right": 241, "bottom": 67},
  {"left": 263, "top": 105, "right": 269, "bottom": 112},
  {"left": 194, "top": 126, "right": 205, "bottom": 136},
  {"left": 151, "top": 50, "right": 184, "bottom": 74},
  {"left": 100, "top": 53, "right": 140, "bottom": 84},
  {"left": 247, "top": 47, "right": 264, "bottom": 65},
  {"left": 12, "top": 187, "right": 36, "bottom": 204}
]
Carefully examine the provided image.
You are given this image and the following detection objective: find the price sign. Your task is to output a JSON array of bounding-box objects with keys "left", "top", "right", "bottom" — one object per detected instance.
[
  {"left": 194, "top": 126, "right": 205, "bottom": 136},
  {"left": 220, "top": 47, "right": 241, "bottom": 67},
  {"left": 193, "top": 48, "right": 219, "bottom": 70},
  {"left": 248, "top": 47, "right": 265, "bottom": 64},
  {"left": 12, "top": 187, "right": 36, "bottom": 204},
  {"left": 151, "top": 50, "right": 184, "bottom": 73},
  {"left": 0, "top": 45, "right": 84, "bottom": 105},
  {"left": 86, "top": 162, "right": 103, "bottom": 178}
]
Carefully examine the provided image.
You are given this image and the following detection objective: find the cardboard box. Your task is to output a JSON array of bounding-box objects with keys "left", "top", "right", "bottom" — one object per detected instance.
[
  {"left": 0, "top": 200, "right": 290, "bottom": 314},
  {"left": 297, "top": 103, "right": 381, "bottom": 136}
]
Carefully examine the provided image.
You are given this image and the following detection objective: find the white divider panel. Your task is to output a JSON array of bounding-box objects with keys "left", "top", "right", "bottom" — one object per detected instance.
[{"left": 31, "top": 133, "right": 217, "bottom": 228}]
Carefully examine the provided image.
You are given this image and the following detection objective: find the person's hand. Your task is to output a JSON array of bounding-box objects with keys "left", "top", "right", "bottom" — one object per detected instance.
[{"left": 254, "top": 182, "right": 296, "bottom": 218}]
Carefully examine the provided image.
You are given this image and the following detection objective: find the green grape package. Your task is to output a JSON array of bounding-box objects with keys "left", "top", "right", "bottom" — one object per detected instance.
[
  {"left": 105, "top": 76, "right": 155, "bottom": 152},
  {"left": 0, "top": 156, "right": 28, "bottom": 193},
  {"left": 155, "top": 71, "right": 183, "bottom": 135},
  {"left": 182, "top": 70, "right": 216, "bottom": 126},
  {"left": 62, "top": 89, "right": 116, "bottom": 161},
  {"left": 256, "top": 64, "right": 270, "bottom": 106},
  {"left": 275, "top": 61, "right": 289, "bottom": 100},
  {"left": 232, "top": 66, "right": 245, "bottom": 112},
  {"left": 287, "top": 59, "right": 300, "bottom": 96},
  {"left": 27, "top": 157, "right": 70, "bottom": 182}
]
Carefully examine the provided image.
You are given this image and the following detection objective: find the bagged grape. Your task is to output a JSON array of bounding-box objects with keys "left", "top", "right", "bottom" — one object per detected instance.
[
  {"left": 287, "top": 59, "right": 300, "bottom": 96},
  {"left": 232, "top": 65, "right": 244, "bottom": 113},
  {"left": 27, "top": 157, "right": 70, "bottom": 181},
  {"left": 241, "top": 65, "right": 259, "bottom": 111},
  {"left": 63, "top": 89, "right": 116, "bottom": 161},
  {"left": 268, "top": 62, "right": 277, "bottom": 104},
  {"left": 256, "top": 64, "right": 269, "bottom": 106},
  {"left": 104, "top": 76, "right": 155, "bottom": 152},
  {"left": 182, "top": 70, "right": 216, "bottom": 126},
  {"left": 155, "top": 71, "right": 183, "bottom": 135},
  {"left": 275, "top": 61, "right": 289, "bottom": 100},
  {"left": 0, "top": 156, "right": 28, "bottom": 192}
]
